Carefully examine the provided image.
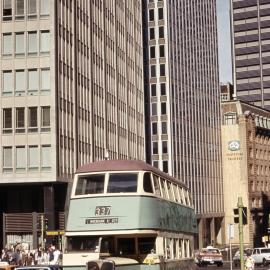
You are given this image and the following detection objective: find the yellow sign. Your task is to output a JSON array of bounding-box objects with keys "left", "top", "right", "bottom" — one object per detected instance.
[{"left": 46, "top": 231, "right": 65, "bottom": 236}]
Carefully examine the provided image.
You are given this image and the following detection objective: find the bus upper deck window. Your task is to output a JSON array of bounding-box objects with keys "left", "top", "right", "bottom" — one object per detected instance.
[
  {"left": 107, "top": 173, "right": 137, "bottom": 193},
  {"left": 143, "top": 172, "right": 154, "bottom": 193},
  {"left": 75, "top": 174, "right": 105, "bottom": 195}
]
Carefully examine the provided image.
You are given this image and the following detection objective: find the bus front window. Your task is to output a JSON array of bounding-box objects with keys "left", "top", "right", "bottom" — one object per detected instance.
[
  {"left": 66, "top": 236, "right": 100, "bottom": 252},
  {"left": 107, "top": 173, "right": 137, "bottom": 193},
  {"left": 75, "top": 174, "right": 105, "bottom": 195}
]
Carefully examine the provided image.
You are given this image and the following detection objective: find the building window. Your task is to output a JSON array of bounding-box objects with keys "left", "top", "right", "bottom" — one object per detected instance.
[
  {"left": 41, "top": 145, "right": 51, "bottom": 170},
  {"left": 159, "top": 45, "right": 165, "bottom": 57},
  {"left": 3, "top": 71, "right": 13, "bottom": 96},
  {"left": 161, "top": 122, "right": 167, "bottom": 134},
  {"left": 149, "top": 28, "right": 155, "bottom": 40},
  {"left": 40, "top": 30, "right": 50, "bottom": 53},
  {"left": 150, "top": 46, "right": 156, "bottom": 58},
  {"left": 151, "top": 84, "right": 156, "bottom": 96},
  {"left": 162, "top": 141, "right": 168, "bottom": 154},
  {"left": 28, "top": 107, "right": 38, "bottom": 132},
  {"left": 16, "top": 146, "right": 26, "bottom": 171},
  {"left": 160, "top": 64, "right": 166, "bottom": 76},
  {"left": 152, "top": 122, "right": 158, "bottom": 135},
  {"left": 158, "top": 8, "right": 163, "bottom": 20},
  {"left": 15, "top": 70, "right": 25, "bottom": 95},
  {"left": 160, "top": 83, "right": 166, "bottom": 95},
  {"left": 159, "top": 26, "right": 164, "bottom": 38},
  {"left": 163, "top": 160, "right": 168, "bottom": 173},
  {"left": 3, "top": 33, "right": 12, "bottom": 56},
  {"left": 41, "top": 106, "right": 50, "bottom": 132},
  {"left": 28, "top": 0, "right": 37, "bottom": 18},
  {"left": 15, "top": 32, "right": 25, "bottom": 55},
  {"left": 3, "top": 108, "right": 12, "bottom": 134},
  {"left": 161, "top": 102, "right": 167, "bottom": 114},
  {"left": 149, "top": 9, "right": 154, "bottom": 21},
  {"left": 3, "top": 147, "right": 12, "bottom": 172},
  {"left": 28, "top": 31, "right": 37, "bottom": 54},
  {"left": 153, "top": 160, "right": 159, "bottom": 168},
  {"left": 28, "top": 145, "right": 39, "bottom": 170},
  {"left": 224, "top": 113, "right": 237, "bottom": 125},
  {"left": 16, "top": 108, "right": 25, "bottom": 133},
  {"left": 151, "top": 103, "right": 157, "bottom": 116},
  {"left": 152, "top": 142, "right": 158, "bottom": 154},
  {"left": 150, "top": 65, "right": 156, "bottom": 78},
  {"left": 28, "top": 69, "right": 38, "bottom": 93},
  {"left": 40, "top": 0, "right": 49, "bottom": 16},
  {"left": 3, "top": 0, "right": 12, "bottom": 21},
  {"left": 41, "top": 68, "right": 50, "bottom": 92},
  {"left": 15, "top": 0, "right": 25, "bottom": 19}
]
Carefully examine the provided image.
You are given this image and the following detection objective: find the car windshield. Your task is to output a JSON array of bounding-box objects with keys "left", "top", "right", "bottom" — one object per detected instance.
[
  {"left": 203, "top": 249, "right": 220, "bottom": 254},
  {"left": 262, "top": 249, "right": 270, "bottom": 253}
]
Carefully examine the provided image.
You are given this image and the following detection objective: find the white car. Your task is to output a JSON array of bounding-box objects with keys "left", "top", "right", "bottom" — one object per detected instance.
[{"left": 252, "top": 247, "right": 270, "bottom": 266}]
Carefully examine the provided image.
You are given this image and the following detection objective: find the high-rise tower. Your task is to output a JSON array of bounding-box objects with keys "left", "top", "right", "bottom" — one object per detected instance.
[
  {"left": 231, "top": 0, "right": 270, "bottom": 109},
  {"left": 0, "top": 0, "right": 145, "bottom": 248},
  {"left": 143, "top": 0, "right": 223, "bottom": 247}
]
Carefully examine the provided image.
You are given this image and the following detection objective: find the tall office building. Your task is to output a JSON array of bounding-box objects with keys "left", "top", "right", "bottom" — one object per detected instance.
[
  {"left": 231, "top": 0, "right": 270, "bottom": 109},
  {"left": 143, "top": 0, "right": 223, "bottom": 247},
  {"left": 0, "top": 0, "right": 145, "bottom": 249}
]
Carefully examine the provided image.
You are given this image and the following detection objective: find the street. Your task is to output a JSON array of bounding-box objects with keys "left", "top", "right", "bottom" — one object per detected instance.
[{"left": 195, "top": 262, "right": 269, "bottom": 270}]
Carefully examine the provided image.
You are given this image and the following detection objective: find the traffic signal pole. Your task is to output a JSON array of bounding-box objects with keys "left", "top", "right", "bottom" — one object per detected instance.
[
  {"left": 238, "top": 197, "right": 244, "bottom": 270},
  {"left": 41, "top": 214, "right": 44, "bottom": 249}
]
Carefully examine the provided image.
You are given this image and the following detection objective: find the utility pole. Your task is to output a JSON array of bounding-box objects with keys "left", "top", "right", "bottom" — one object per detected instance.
[{"left": 238, "top": 197, "right": 244, "bottom": 270}]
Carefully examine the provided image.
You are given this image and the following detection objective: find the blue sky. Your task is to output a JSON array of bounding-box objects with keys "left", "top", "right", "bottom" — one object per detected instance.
[{"left": 216, "top": 0, "right": 232, "bottom": 83}]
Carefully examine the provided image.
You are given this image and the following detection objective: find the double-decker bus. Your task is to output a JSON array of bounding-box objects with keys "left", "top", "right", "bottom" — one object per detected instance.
[{"left": 62, "top": 160, "right": 197, "bottom": 270}]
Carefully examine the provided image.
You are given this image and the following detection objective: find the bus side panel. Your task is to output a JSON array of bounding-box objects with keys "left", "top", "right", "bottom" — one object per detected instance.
[{"left": 66, "top": 197, "right": 196, "bottom": 234}]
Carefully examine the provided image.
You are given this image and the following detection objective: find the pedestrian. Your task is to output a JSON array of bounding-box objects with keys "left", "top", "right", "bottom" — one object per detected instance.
[{"left": 245, "top": 249, "right": 255, "bottom": 270}]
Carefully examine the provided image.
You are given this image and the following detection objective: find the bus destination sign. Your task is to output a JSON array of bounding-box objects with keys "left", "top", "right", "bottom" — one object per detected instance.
[{"left": 85, "top": 218, "right": 118, "bottom": 224}]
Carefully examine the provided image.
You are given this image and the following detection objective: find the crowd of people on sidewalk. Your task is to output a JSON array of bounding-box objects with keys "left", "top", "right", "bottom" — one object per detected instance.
[{"left": 0, "top": 243, "right": 62, "bottom": 266}]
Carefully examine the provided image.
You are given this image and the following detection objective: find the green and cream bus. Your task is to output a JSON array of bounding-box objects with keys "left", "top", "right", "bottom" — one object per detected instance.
[{"left": 62, "top": 160, "right": 197, "bottom": 270}]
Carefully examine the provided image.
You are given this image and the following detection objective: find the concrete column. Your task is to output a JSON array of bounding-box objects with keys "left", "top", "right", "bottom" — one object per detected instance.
[
  {"left": 198, "top": 218, "right": 204, "bottom": 249},
  {"left": 210, "top": 218, "right": 216, "bottom": 246}
]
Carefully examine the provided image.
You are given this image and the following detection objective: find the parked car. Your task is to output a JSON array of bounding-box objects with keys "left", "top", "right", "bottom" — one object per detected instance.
[
  {"left": 233, "top": 249, "right": 251, "bottom": 267},
  {"left": 196, "top": 246, "right": 223, "bottom": 267},
  {"left": 15, "top": 266, "right": 62, "bottom": 270},
  {"left": 251, "top": 247, "right": 270, "bottom": 266}
]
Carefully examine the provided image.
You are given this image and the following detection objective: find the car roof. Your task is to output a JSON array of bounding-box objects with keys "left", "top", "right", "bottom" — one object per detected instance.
[{"left": 16, "top": 266, "right": 62, "bottom": 270}]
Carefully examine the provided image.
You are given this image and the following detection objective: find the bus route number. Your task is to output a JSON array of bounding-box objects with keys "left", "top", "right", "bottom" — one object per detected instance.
[{"left": 95, "top": 206, "right": 111, "bottom": 216}]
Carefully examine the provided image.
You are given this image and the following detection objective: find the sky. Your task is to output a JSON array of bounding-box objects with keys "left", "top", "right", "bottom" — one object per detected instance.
[{"left": 216, "top": 0, "right": 232, "bottom": 84}]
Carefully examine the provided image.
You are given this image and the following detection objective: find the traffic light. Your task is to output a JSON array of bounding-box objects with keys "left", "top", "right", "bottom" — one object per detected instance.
[
  {"left": 44, "top": 218, "right": 49, "bottom": 230},
  {"left": 242, "top": 207, "right": 247, "bottom": 225},
  {"left": 233, "top": 208, "right": 239, "bottom": 223},
  {"left": 233, "top": 207, "right": 247, "bottom": 225}
]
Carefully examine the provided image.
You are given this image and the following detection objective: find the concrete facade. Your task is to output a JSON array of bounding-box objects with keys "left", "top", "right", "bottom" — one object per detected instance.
[
  {"left": 231, "top": 0, "right": 270, "bottom": 109},
  {"left": 143, "top": 0, "right": 224, "bottom": 248},
  {"left": 221, "top": 95, "right": 270, "bottom": 247},
  {"left": 0, "top": 0, "right": 145, "bottom": 249}
]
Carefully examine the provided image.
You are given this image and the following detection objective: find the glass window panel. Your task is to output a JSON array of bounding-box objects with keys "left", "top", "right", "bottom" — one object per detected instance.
[
  {"left": 41, "top": 106, "right": 50, "bottom": 127},
  {"left": 40, "top": 31, "right": 50, "bottom": 53},
  {"left": 28, "top": 32, "right": 37, "bottom": 54},
  {"left": 15, "top": 70, "right": 25, "bottom": 94},
  {"left": 161, "top": 122, "right": 167, "bottom": 134},
  {"left": 75, "top": 174, "right": 105, "bottom": 195},
  {"left": 162, "top": 141, "right": 168, "bottom": 154},
  {"left": 28, "top": 69, "right": 38, "bottom": 91},
  {"left": 16, "top": 146, "right": 26, "bottom": 169},
  {"left": 3, "top": 0, "right": 12, "bottom": 20},
  {"left": 3, "top": 33, "right": 12, "bottom": 55},
  {"left": 15, "top": 33, "right": 25, "bottom": 54},
  {"left": 16, "top": 108, "right": 25, "bottom": 132},
  {"left": 3, "top": 108, "right": 12, "bottom": 133},
  {"left": 152, "top": 141, "right": 158, "bottom": 154},
  {"left": 15, "top": 0, "right": 24, "bottom": 16},
  {"left": 41, "top": 145, "right": 51, "bottom": 168},
  {"left": 3, "top": 147, "right": 12, "bottom": 169},
  {"left": 28, "top": 146, "right": 39, "bottom": 169},
  {"left": 107, "top": 173, "right": 137, "bottom": 193},
  {"left": 153, "top": 174, "right": 161, "bottom": 196},
  {"left": 151, "top": 103, "right": 157, "bottom": 116},
  {"left": 3, "top": 71, "right": 13, "bottom": 94},
  {"left": 160, "top": 179, "right": 168, "bottom": 199},
  {"left": 41, "top": 69, "right": 50, "bottom": 90},
  {"left": 28, "top": 0, "right": 36, "bottom": 14},
  {"left": 28, "top": 107, "right": 38, "bottom": 128},
  {"left": 143, "top": 172, "right": 154, "bottom": 193},
  {"left": 40, "top": 0, "right": 49, "bottom": 15}
]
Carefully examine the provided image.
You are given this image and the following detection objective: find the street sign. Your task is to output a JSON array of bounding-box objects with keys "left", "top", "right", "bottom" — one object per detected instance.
[
  {"left": 46, "top": 231, "right": 65, "bottom": 236},
  {"left": 227, "top": 224, "right": 234, "bottom": 239}
]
